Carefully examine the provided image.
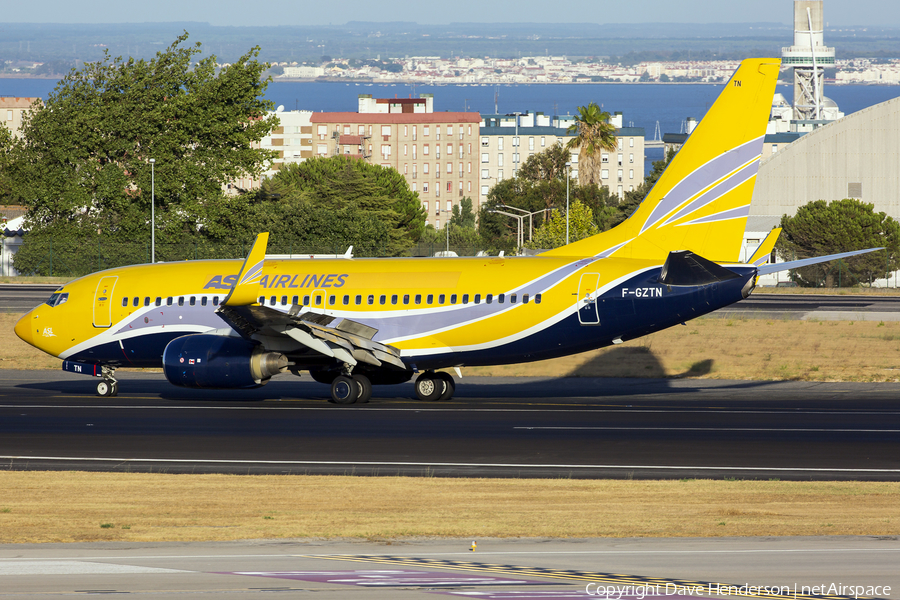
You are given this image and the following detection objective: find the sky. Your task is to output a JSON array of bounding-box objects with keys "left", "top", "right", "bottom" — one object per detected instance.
[{"left": 2, "top": 0, "right": 899, "bottom": 27}]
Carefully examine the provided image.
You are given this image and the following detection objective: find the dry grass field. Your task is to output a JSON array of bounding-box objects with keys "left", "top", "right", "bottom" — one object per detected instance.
[{"left": 0, "top": 473, "right": 897, "bottom": 543}]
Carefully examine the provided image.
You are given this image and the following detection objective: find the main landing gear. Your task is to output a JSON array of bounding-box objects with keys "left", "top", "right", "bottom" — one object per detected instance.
[
  {"left": 414, "top": 371, "right": 455, "bottom": 402},
  {"left": 330, "top": 373, "right": 372, "bottom": 405},
  {"left": 96, "top": 366, "right": 118, "bottom": 397}
]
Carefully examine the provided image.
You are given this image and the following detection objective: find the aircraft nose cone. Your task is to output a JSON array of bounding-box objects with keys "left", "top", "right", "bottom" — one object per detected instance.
[{"left": 14, "top": 312, "right": 34, "bottom": 346}]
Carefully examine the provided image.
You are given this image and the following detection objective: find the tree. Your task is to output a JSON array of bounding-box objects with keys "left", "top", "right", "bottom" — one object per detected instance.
[
  {"left": 10, "top": 32, "right": 277, "bottom": 247},
  {"left": 566, "top": 102, "right": 618, "bottom": 187},
  {"left": 526, "top": 199, "right": 599, "bottom": 250},
  {"left": 776, "top": 199, "right": 900, "bottom": 287},
  {"left": 249, "top": 156, "right": 426, "bottom": 256}
]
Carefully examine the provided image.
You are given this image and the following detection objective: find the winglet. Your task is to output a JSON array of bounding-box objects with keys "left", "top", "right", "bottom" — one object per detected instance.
[
  {"left": 223, "top": 233, "right": 269, "bottom": 307},
  {"left": 748, "top": 227, "right": 781, "bottom": 266}
]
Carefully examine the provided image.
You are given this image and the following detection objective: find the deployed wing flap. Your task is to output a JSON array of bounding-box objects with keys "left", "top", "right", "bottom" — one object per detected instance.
[{"left": 216, "top": 304, "right": 407, "bottom": 371}]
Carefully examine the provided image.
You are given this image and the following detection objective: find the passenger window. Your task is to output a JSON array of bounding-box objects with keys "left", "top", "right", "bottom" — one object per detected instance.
[
  {"left": 259, "top": 296, "right": 265, "bottom": 305},
  {"left": 486, "top": 294, "right": 493, "bottom": 304},
  {"left": 132, "top": 297, "right": 139, "bottom": 307},
  {"left": 438, "top": 294, "right": 445, "bottom": 304},
  {"left": 343, "top": 295, "right": 350, "bottom": 305},
  {"left": 329, "top": 295, "right": 336, "bottom": 305},
  {"left": 212, "top": 296, "right": 219, "bottom": 306},
  {"left": 122, "top": 298, "right": 128, "bottom": 307},
  {"left": 155, "top": 297, "right": 162, "bottom": 307},
  {"left": 303, "top": 295, "right": 310, "bottom": 305},
  {"left": 314, "top": 295, "right": 322, "bottom": 306},
  {"left": 178, "top": 297, "right": 185, "bottom": 306},
  {"left": 144, "top": 297, "right": 150, "bottom": 307},
  {"left": 190, "top": 296, "right": 196, "bottom": 306},
  {"left": 403, "top": 294, "right": 410, "bottom": 305},
  {"left": 355, "top": 295, "right": 362, "bottom": 305},
  {"left": 523, "top": 294, "right": 530, "bottom": 304},
  {"left": 281, "top": 296, "right": 288, "bottom": 306},
  {"left": 414, "top": 294, "right": 421, "bottom": 305},
  {"left": 166, "top": 297, "right": 173, "bottom": 306},
  {"left": 510, "top": 294, "right": 517, "bottom": 303},
  {"left": 450, "top": 294, "right": 457, "bottom": 304},
  {"left": 498, "top": 293, "right": 505, "bottom": 304},
  {"left": 535, "top": 293, "right": 542, "bottom": 304},
  {"left": 201, "top": 297, "right": 207, "bottom": 306},
  {"left": 462, "top": 294, "right": 469, "bottom": 304},
  {"left": 291, "top": 295, "right": 298, "bottom": 305},
  {"left": 426, "top": 294, "right": 433, "bottom": 304},
  {"left": 368, "top": 294, "right": 375, "bottom": 305},
  {"left": 474, "top": 294, "right": 481, "bottom": 304},
  {"left": 391, "top": 294, "right": 398, "bottom": 305},
  {"left": 380, "top": 295, "right": 386, "bottom": 305}
]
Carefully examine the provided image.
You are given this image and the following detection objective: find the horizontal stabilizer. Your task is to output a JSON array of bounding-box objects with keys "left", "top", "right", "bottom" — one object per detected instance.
[
  {"left": 659, "top": 250, "right": 741, "bottom": 286},
  {"left": 757, "top": 248, "right": 883, "bottom": 275}
]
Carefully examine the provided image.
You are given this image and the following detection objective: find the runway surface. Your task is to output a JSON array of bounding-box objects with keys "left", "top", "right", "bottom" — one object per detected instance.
[
  {"left": 0, "top": 537, "right": 897, "bottom": 599},
  {"left": 2, "top": 370, "right": 899, "bottom": 480}
]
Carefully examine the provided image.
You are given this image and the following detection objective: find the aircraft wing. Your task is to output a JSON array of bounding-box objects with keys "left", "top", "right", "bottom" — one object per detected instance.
[
  {"left": 757, "top": 248, "right": 883, "bottom": 275},
  {"left": 216, "top": 303, "right": 407, "bottom": 371}
]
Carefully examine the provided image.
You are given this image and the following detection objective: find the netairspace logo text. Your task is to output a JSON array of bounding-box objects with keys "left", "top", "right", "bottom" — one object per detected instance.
[{"left": 584, "top": 583, "right": 892, "bottom": 599}]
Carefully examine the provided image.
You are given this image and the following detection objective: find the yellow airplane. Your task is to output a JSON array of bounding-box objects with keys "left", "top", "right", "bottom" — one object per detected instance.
[{"left": 13, "top": 58, "right": 878, "bottom": 403}]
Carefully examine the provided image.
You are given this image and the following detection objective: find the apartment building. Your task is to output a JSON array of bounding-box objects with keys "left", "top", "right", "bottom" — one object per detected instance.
[
  {"left": 310, "top": 95, "right": 481, "bottom": 229},
  {"left": 477, "top": 111, "right": 645, "bottom": 205},
  {"left": 1, "top": 97, "right": 41, "bottom": 138}
]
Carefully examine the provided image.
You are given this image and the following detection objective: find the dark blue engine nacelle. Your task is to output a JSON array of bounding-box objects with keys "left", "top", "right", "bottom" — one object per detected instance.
[{"left": 162, "top": 334, "right": 288, "bottom": 389}]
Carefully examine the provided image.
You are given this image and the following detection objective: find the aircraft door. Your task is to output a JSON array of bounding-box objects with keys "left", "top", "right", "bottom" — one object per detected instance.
[
  {"left": 577, "top": 273, "right": 600, "bottom": 325},
  {"left": 92, "top": 276, "right": 118, "bottom": 328}
]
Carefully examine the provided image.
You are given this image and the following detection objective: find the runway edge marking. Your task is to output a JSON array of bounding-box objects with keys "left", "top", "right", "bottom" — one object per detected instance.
[{"left": 305, "top": 555, "right": 886, "bottom": 600}]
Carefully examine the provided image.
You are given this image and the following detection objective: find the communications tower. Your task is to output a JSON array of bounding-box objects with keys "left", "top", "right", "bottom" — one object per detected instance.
[{"left": 782, "top": 0, "right": 837, "bottom": 121}]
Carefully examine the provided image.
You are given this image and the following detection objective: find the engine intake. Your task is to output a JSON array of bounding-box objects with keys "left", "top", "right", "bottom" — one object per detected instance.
[{"left": 163, "top": 334, "right": 287, "bottom": 389}]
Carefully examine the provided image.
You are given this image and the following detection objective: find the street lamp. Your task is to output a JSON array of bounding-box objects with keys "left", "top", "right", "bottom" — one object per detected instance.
[
  {"left": 486, "top": 208, "right": 524, "bottom": 255},
  {"left": 496, "top": 204, "right": 548, "bottom": 243},
  {"left": 150, "top": 158, "right": 155, "bottom": 264},
  {"left": 565, "top": 161, "right": 572, "bottom": 246}
]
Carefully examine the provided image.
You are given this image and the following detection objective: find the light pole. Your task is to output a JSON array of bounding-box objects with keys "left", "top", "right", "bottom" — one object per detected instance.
[
  {"left": 439, "top": 208, "right": 452, "bottom": 254},
  {"left": 150, "top": 158, "right": 156, "bottom": 264},
  {"left": 496, "top": 204, "right": 547, "bottom": 243},
  {"left": 487, "top": 208, "right": 524, "bottom": 255},
  {"left": 565, "top": 161, "right": 571, "bottom": 246}
]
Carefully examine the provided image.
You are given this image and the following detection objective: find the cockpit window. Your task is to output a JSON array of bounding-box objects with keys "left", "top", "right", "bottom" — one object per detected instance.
[{"left": 45, "top": 291, "right": 69, "bottom": 307}]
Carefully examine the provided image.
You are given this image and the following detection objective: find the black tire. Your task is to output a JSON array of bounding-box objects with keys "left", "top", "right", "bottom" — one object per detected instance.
[
  {"left": 96, "top": 381, "right": 112, "bottom": 397},
  {"left": 109, "top": 382, "right": 119, "bottom": 397},
  {"left": 414, "top": 373, "right": 444, "bottom": 401},
  {"left": 435, "top": 372, "right": 455, "bottom": 401},
  {"left": 354, "top": 374, "right": 372, "bottom": 404},
  {"left": 331, "top": 375, "right": 358, "bottom": 405}
]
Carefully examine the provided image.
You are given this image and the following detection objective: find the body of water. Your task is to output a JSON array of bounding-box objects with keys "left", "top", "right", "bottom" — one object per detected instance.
[{"left": 4, "top": 78, "right": 900, "bottom": 173}]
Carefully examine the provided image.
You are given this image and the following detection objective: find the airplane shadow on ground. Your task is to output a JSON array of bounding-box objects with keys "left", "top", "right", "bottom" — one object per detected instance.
[{"left": 10, "top": 347, "right": 790, "bottom": 403}]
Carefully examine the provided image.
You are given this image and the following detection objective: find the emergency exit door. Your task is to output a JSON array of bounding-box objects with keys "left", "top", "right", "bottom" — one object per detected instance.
[{"left": 577, "top": 273, "right": 600, "bottom": 325}]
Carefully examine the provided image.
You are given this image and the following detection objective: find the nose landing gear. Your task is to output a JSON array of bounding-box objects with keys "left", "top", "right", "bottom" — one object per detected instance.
[{"left": 96, "top": 366, "right": 118, "bottom": 397}]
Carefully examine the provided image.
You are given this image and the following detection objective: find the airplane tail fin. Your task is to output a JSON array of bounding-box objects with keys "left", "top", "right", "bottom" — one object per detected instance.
[
  {"left": 223, "top": 232, "right": 269, "bottom": 306},
  {"left": 542, "top": 58, "right": 780, "bottom": 262}
]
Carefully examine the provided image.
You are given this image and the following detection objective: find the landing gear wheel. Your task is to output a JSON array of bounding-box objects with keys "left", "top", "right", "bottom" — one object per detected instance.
[
  {"left": 353, "top": 374, "right": 372, "bottom": 404},
  {"left": 331, "top": 375, "right": 359, "bottom": 405},
  {"left": 97, "top": 380, "right": 114, "bottom": 397},
  {"left": 414, "top": 372, "right": 444, "bottom": 402},
  {"left": 109, "top": 382, "right": 119, "bottom": 397},
  {"left": 435, "top": 372, "right": 455, "bottom": 401}
]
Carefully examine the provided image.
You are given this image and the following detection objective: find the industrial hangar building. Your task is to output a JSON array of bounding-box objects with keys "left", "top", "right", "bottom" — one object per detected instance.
[{"left": 751, "top": 95, "right": 900, "bottom": 222}]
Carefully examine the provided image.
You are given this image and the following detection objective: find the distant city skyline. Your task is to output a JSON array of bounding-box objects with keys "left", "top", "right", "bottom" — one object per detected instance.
[{"left": 1, "top": 0, "right": 899, "bottom": 28}]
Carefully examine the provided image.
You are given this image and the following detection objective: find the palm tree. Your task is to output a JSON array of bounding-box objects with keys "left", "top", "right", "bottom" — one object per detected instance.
[{"left": 566, "top": 102, "right": 618, "bottom": 187}]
